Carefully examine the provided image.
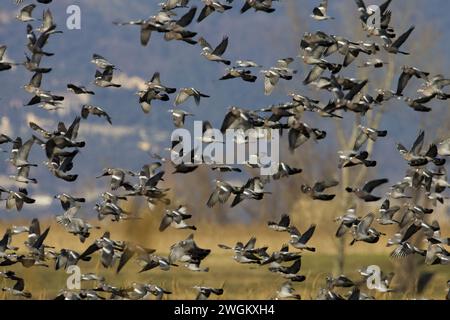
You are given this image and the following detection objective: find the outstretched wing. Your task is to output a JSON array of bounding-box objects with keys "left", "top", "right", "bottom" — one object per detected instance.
[
  {"left": 33, "top": 226, "right": 50, "bottom": 249},
  {"left": 354, "top": 0, "right": 367, "bottom": 13},
  {"left": 79, "top": 241, "right": 101, "bottom": 260},
  {"left": 0, "top": 45, "right": 7, "bottom": 61},
  {"left": 29, "top": 218, "right": 41, "bottom": 236},
  {"left": 198, "top": 37, "right": 212, "bottom": 50},
  {"left": 286, "top": 258, "right": 301, "bottom": 274},
  {"left": 176, "top": 7, "right": 197, "bottom": 27},
  {"left": 314, "top": 180, "right": 339, "bottom": 192},
  {"left": 363, "top": 179, "right": 389, "bottom": 193},
  {"left": 150, "top": 72, "right": 161, "bottom": 85},
  {"left": 392, "top": 26, "right": 415, "bottom": 49},
  {"left": 212, "top": 36, "right": 229, "bottom": 56},
  {"left": 28, "top": 122, "right": 51, "bottom": 137},
  {"left": 299, "top": 224, "right": 316, "bottom": 244},
  {"left": 174, "top": 90, "right": 190, "bottom": 106},
  {"left": 358, "top": 213, "right": 375, "bottom": 234},
  {"left": 66, "top": 117, "right": 81, "bottom": 140},
  {"left": 13, "top": 277, "right": 25, "bottom": 292},
  {"left": 411, "top": 131, "right": 425, "bottom": 155},
  {"left": 379, "top": 0, "right": 392, "bottom": 15},
  {"left": 116, "top": 245, "right": 136, "bottom": 273},
  {"left": 396, "top": 71, "right": 413, "bottom": 95},
  {"left": 159, "top": 214, "right": 172, "bottom": 232},
  {"left": 244, "top": 236, "right": 257, "bottom": 250},
  {"left": 279, "top": 214, "right": 290, "bottom": 227}
]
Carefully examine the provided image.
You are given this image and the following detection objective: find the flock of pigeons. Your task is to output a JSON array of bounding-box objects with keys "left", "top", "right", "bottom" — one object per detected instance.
[{"left": 0, "top": 0, "right": 449, "bottom": 300}]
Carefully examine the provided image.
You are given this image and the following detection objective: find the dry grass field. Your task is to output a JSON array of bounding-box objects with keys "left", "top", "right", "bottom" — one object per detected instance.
[{"left": 1, "top": 207, "right": 449, "bottom": 300}]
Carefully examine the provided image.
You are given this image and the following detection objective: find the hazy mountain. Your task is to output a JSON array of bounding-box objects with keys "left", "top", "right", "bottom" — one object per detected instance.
[{"left": 0, "top": 0, "right": 449, "bottom": 217}]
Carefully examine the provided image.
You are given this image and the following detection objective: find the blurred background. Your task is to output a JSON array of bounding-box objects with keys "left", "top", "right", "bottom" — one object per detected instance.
[{"left": 0, "top": 0, "right": 449, "bottom": 299}]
